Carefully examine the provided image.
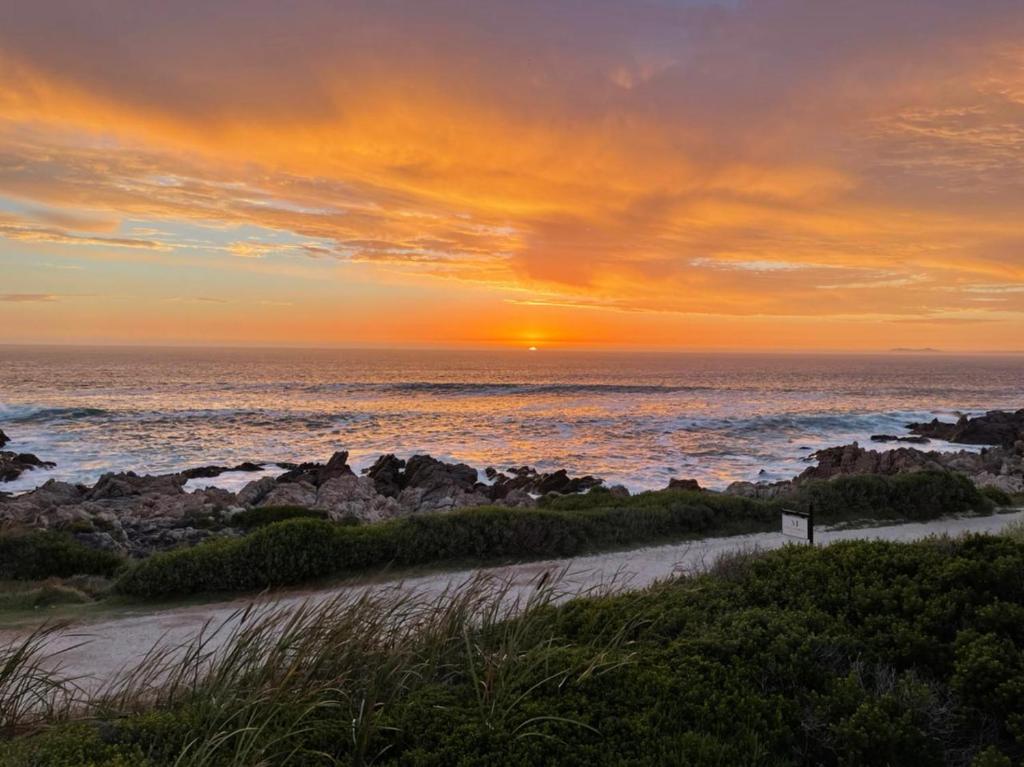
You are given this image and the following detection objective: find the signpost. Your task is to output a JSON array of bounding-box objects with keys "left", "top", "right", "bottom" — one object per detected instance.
[{"left": 781, "top": 507, "right": 814, "bottom": 545}]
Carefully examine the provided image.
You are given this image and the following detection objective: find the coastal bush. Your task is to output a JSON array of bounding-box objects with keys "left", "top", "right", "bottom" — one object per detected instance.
[
  {"left": 980, "top": 485, "right": 1015, "bottom": 508},
  {"left": 0, "top": 531, "right": 124, "bottom": 581},
  {"left": 230, "top": 505, "right": 328, "bottom": 529},
  {"left": 10, "top": 535, "right": 1024, "bottom": 765},
  {"left": 117, "top": 471, "right": 990, "bottom": 599}
]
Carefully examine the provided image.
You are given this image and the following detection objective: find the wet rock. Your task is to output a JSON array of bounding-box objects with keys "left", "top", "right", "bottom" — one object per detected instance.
[
  {"left": 0, "top": 429, "right": 8, "bottom": 448},
  {"left": 0, "top": 451, "right": 56, "bottom": 482},
  {"left": 180, "top": 462, "right": 265, "bottom": 480},
  {"left": 908, "top": 409, "right": 1024, "bottom": 447},
  {"left": 870, "top": 434, "right": 931, "bottom": 444},
  {"left": 276, "top": 451, "right": 354, "bottom": 487}
]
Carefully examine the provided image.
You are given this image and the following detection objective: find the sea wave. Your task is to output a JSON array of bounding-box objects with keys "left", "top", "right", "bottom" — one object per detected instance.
[
  {"left": 336, "top": 382, "right": 719, "bottom": 396},
  {"left": 0, "top": 404, "right": 111, "bottom": 423}
]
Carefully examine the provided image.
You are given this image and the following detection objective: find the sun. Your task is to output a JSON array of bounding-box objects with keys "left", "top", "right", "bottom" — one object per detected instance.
[{"left": 528, "top": 346, "right": 538, "bottom": 352}]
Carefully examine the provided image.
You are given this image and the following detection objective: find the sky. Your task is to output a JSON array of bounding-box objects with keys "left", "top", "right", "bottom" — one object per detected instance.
[{"left": 1, "top": 0, "right": 1023, "bottom": 351}]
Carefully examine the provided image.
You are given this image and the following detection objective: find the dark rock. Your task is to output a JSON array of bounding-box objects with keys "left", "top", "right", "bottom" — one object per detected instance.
[
  {"left": 534, "top": 469, "right": 602, "bottom": 495},
  {"left": 0, "top": 429, "right": 8, "bottom": 448},
  {"left": 276, "top": 451, "right": 354, "bottom": 486},
  {"left": 180, "top": 462, "right": 265, "bottom": 480},
  {"left": 870, "top": 434, "right": 931, "bottom": 444},
  {"left": 667, "top": 478, "right": 702, "bottom": 492},
  {"left": 404, "top": 455, "right": 478, "bottom": 492},
  {"left": 364, "top": 454, "right": 406, "bottom": 497},
  {"left": 908, "top": 409, "right": 1024, "bottom": 447},
  {"left": 608, "top": 484, "right": 631, "bottom": 498},
  {"left": 87, "top": 471, "right": 186, "bottom": 500},
  {"left": 0, "top": 451, "right": 57, "bottom": 482}
]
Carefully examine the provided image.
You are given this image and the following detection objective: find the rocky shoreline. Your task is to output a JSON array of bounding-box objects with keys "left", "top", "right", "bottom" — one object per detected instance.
[{"left": 1, "top": 409, "right": 1021, "bottom": 557}]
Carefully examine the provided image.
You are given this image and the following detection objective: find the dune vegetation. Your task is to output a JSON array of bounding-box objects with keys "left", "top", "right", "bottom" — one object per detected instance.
[
  {"left": 116, "top": 470, "right": 992, "bottom": 599},
  {"left": 3, "top": 533, "right": 1024, "bottom": 765}
]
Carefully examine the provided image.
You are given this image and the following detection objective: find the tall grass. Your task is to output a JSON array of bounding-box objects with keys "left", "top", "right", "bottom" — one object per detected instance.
[
  {"left": 0, "top": 624, "right": 85, "bottom": 736},
  {"left": 1, "top": 571, "right": 635, "bottom": 766}
]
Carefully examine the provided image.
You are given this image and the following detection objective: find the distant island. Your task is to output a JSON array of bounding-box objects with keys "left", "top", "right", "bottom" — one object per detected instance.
[{"left": 890, "top": 347, "right": 943, "bottom": 353}]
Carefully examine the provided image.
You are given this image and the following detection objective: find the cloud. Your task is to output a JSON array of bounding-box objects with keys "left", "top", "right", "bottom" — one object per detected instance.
[
  {"left": 0, "top": 293, "right": 58, "bottom": 302},
  {"left": 0, "top": 0, "right": 1023, "bottom": 347}
]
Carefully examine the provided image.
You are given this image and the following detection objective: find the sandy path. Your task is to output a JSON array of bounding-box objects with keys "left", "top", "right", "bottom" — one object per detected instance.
[{"left": 3, "top": 511, "right": 1022, "bottom": 687}]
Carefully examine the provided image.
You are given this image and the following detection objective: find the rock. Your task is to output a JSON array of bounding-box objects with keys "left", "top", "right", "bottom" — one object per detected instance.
[
  {"left": 86, "top": 472, "right": 186, "bottom": 500},
  {"left": 488, "top": 465, "right": 603, "bottom": 499},
  {"left": 0, "top": 429, "right": 8, "bottom": 448},
  {"left": 314, "top": 475, "right": 401, "bottom": 523},
  {"left": 236, "top": 476, "right": 277, "bottom": 506},
  {"left": 974, "top": 473, "right": 1024, "bottom": 495},
  {"left": 908, "top": 409, "right": 1024, "bottom": 447},
  {"left": 667, "top": 478, "right": 702, "bottom": 492},
  {"left": 608, "top": 484, "right": 631, "bottom": 498},
  {"left": 257, "top": 481, "right": 317, "bottom": 508},
  {"left": 404, "top": 455, "right": 479, "bottom": 492},
  {"left": 870, "top": 434, "right": 930, "bottom": 444},
  {"left": 364, "top": 454, "right": 406, "bottom": 497},
  {"left": 179, "top": 462, "right": 264, "bottom": 480},
  {"left": 724, "top": 480, "right": 795, "bottom": 500},
  {"left": 0, "top": 451, "right": 56, "bottom": 482},
  {"left": 276, "top": 451, "right": 354, "bottom": 486}
]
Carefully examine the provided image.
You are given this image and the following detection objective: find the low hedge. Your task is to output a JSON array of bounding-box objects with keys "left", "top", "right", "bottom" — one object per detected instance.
[
  {"left": 117, "top": 471, "right": 991, "bottom": 599},
  {"left": 0, "top": 531, "right": 125, "bottom": 580}
]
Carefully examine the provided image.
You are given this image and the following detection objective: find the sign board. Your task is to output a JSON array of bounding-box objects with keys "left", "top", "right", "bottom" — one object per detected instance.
[{"left": 781, "top": 509, "right": 813, "bottom": 544}]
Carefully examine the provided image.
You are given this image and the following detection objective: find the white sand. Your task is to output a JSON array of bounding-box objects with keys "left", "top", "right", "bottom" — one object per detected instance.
[{"left": 3, "top": 510, "right": 1022, "bottom": 687}]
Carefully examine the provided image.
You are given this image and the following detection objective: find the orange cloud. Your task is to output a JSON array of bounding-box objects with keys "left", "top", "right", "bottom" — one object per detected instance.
[{"left": 0, "top": 0, "right": 1023, "bottom": 349}]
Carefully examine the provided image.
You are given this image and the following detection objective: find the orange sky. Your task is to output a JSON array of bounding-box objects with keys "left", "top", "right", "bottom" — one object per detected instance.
[{"left": 1, "top": 0, "right": 1023, "bottom": 351}]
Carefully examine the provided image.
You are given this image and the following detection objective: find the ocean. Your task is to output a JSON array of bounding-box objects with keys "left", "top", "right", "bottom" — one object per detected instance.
[{"left": 1, "top": 346, "right": 1022, "bottom": 494}]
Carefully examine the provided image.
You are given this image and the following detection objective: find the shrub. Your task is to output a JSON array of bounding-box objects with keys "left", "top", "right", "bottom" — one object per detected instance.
[
  {"left": 117, "top": 471, "right": 992, "bottom": 599},
  {"left": 980, "top": 485, "right": 1014, "bottom": 508},
  {"left": 229, "top": 505, "right": 328, "bottom": 529},
  {"left": 0, "top": 531, "right": 124, "bottom": 581},
  {"left": 13, "top": 535, "right": 1024, "bottom": 765}
]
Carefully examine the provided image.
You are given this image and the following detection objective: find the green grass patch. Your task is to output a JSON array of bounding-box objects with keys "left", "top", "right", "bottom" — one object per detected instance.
[{"left": 118, "top": 471, "right": 991, "bottom": 599}]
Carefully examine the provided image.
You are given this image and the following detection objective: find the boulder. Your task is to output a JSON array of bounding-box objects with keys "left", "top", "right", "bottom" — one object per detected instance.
[
  {"left": 276, "top": 451, "right": 354, "bottom": 486},
  {"left": 179, "top": 462, "right": 265, "bottom": 480},
  {"left": 0, "top": 451, "right": 56, "bottom": 482},
  {"left": 724, "top": 480, "right": 795, "bottom": 500},
  {"left": 364, "top": 454, "right": 406, "bottom": 497},
  {"left": 0, "top": 429, "right": 8, "bottom": 448},
  {"left": 314, "top": 475, "right": 401, "bottom": 523},
  {"left": 236, "top": 476, "right": 277, "bottom": 506},
  {"left": 87, "top": 472, "right": 186, "bottom": 500},
  {"left": 908, "top": 410, "right": 1024, "bottom": 447},
  {"left": 257, "top": 481, "right": 317, "bottom": 508}
]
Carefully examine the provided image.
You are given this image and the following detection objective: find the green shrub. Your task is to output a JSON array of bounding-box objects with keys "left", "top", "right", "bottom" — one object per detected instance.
[
  {"left": 117, "top": 471, "right": 991, "bottom": 599},
  {"left": 980, "top": 485, "right": 1015, "bottom": 508},
  {"left": 229, "top": 505, "right": 328, "bottom": 529},
  {"left": 16, "top": 535, "right": 1024, "bottom": 765},
  {"left": 0, "top": 531, "right": 124, "bottom": 580}
]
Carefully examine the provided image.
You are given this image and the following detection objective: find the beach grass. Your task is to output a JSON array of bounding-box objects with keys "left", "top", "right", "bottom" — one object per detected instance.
[{"left": 3, "top": 533, "right": 1024, "bottom": 765}]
